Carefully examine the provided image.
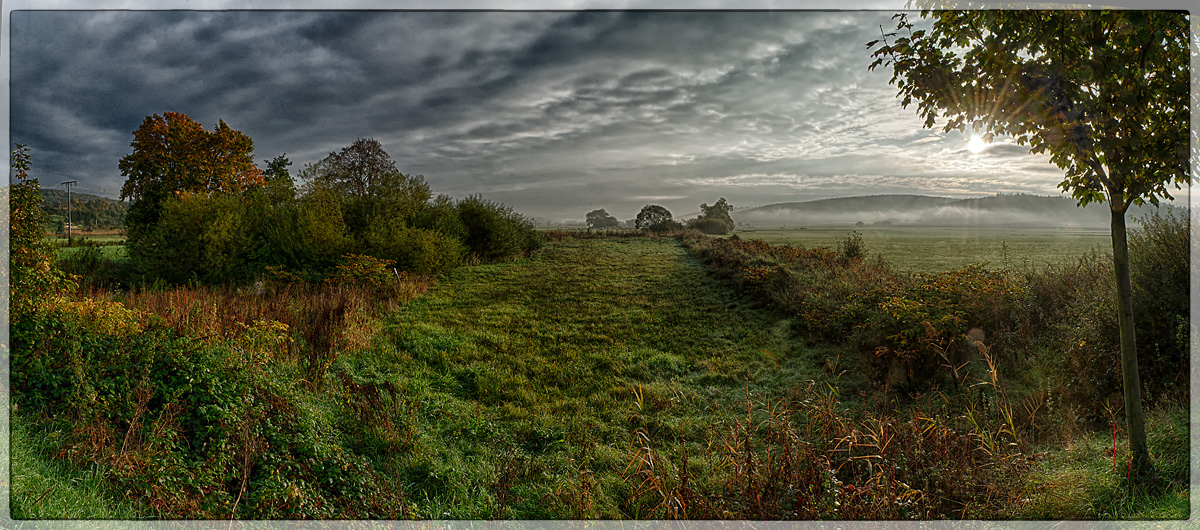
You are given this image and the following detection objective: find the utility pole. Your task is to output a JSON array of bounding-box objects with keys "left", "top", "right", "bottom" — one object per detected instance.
[{"left": 60, "top": 180, "right": 77, "bottom": 246}]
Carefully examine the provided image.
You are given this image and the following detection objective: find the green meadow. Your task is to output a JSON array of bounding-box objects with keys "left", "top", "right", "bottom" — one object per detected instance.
[
  {"left": 347, "top": 237, "right": 822, "bottom": 517},
  {"left": 733, "top": 226, "right": 1112, "bottom": 273},
  {"left": 15, "top": 232, "right": 1189, "bottom": 519}
]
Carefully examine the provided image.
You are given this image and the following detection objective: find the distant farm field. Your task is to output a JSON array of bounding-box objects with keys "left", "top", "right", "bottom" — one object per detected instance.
[
  {"left": 56, "top": 245, "right": 127, "bottom": 261},
  {"left": 732, "top": 226, "right": 1112, "bottom": 273}
]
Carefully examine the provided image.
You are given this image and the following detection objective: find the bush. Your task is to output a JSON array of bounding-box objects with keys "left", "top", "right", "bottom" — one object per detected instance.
[
  {"left": 682, "top": 234, "right": 1023, "bottom": 391},
  {"left": 57, "top": 246, "right": 129, "bottom": 291},
  {"left": 687, "top": 217, "right": 732, "bottom": 235},
  {"left": 297, "top": 186, "right": 355, "bottom": 271},
  {"left": 360, "top": 215, "right": 465, "bottom": 277},
  {"left": 9, "top": 145, "right": 68, "bottom": 317},
  {"left": 127, "top": 193, "right": 253, "bottom": 285},
  {"left": 244, "top": 202, "right": 315, "bottom": 276},
  {"left": 11, "top": 282, "right": 417, "bottom": 518},
  {"left": 456, "top": 195, "right": 542, "bottom": 263},
  {"left": 838, "top": 231, "right": 867, "bottom": 261},
  {"left": 329, "top": 253, "right": 398, "bottom": 288},
  {"left": 645, "top": 219, "right": 685, "bottom": 233},
  {"left": 387, "top": 228, "right": 466, "bottom": 277},
  {"left": 1129, "top": 207, "right": 1189, "bottom": 402},
  {"left": 412, "top": 194, "right": 469, "bottom": 241}
]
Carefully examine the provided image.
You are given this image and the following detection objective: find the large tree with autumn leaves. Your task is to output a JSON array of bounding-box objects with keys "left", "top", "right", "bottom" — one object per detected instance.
[
  {"left": 119, "top": 112, "right": 266, "bottom": 237},
  {"left": 868, "top": 10, "right": 1189, "bottom": 485}
]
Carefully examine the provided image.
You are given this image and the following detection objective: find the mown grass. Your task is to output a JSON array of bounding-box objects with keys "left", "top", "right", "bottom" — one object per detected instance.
[
  {"left": 335, "top": 236, "right": 821, "bottom": 518},
  {"left": 734, "top": 227, "right": 1111, "bottom": 273}
]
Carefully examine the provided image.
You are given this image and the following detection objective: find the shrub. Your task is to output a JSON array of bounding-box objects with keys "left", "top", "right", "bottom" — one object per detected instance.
[
  {"left": 244, "top": 202, "right": 315, "bottom": 276},
  {"left": 127, "top": 193, "right": 253, "bottom": 285},
  {"left": 361, "top": 216, "right": 465, "bottom": 277},
  {"left": 644, "top": 219, "right": 684, "bottom": 234},
  {"left": 682, "top": 233, "right": 1026, "bottom": 390},
  {"left": 9, "top": 145, "right": 68, "bottom": 317},
  {"left": 838, "top": 231, "right": 867, "bottom": 261},
  {"left": 687, "top": 217, "right": 732, "bottom": 235},
  {"left": 456, "top": 195, "right": 543, "bottom": 263},
  {"left": 297, "top": 186, "right": 355, "bottom": 271},
  {"left": 413, "top": 194, "right": 469, "bottom": 241},
  {"left": 12, "top": 312, "right": 407, "bottom": 518},
  {"left": 1128, "top": 207, "right": 1189, "bottom": 402},
  {"left": 330, "top": 253, "right": 398, "bottom": 288},
  {"left": 387, "top": 228, "right": 465, "bottom": 277}
]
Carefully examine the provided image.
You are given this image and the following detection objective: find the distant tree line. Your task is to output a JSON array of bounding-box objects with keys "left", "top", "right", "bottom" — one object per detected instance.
[
  {"left": 588, "top": 198, "right": 736, "bottom": 234},
  {"left": 39, "top": 189, "right": 127, "bottom": 231},
  {"left": 118, "top": 112, "right": 541, "bottom": 285}
]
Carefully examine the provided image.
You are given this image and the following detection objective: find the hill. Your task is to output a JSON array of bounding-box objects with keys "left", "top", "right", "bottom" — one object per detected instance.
[
  {"left": 736, "top": 193, "right": 1170, "bottom": 229},
  {"left": 39, "top": 189, "right": 127, "bottom": 230}
]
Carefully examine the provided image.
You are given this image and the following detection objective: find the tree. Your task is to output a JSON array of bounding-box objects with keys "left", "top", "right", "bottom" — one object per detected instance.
[
  {"left": 303, "top": 138, "right": 424, "bottom": 198},
  {"left": 299, "top": 138, "right": 431, "bottom": 235},
  {"left": 869, "top": 10, "right": 1189, "bottom": 483},
  {"left": 8, "top": 144, "right": 66, "bottom": 317},
  {"left": 262, "top": 153, "right": 296, "bottom": 205},
  {"left": 635, "top": 204, "right": 680, "bottom": 232},
  {"left": 119, "top": 112, "right": 265, "bottom": 234},
  {"left": 691, "top": 198, "right": 735, "bottom": 234},
  {"left": 585, "top": 208, "right": 620, "bottom": 230}
]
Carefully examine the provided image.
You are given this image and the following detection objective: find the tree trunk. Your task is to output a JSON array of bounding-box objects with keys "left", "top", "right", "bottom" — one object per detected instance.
[{"left": 1109, "top": 207, "right": 1155, "bottom": 484}]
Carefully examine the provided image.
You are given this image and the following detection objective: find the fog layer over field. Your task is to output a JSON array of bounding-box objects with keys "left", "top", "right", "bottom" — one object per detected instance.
[{"left": 735, "top": 194, "right": 1173, "bottom": 229}]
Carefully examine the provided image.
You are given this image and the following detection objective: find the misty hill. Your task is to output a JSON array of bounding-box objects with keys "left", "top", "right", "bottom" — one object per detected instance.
[
  {"left": 736, "top": 193, "right": 1172, "bottom": 229},
  {"left": 39, "top": 189, "right": 127, "bottom": 230}
]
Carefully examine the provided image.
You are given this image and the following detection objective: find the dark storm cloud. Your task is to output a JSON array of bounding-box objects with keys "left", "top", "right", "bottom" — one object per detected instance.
[{"left": 9, "top": 9, "right": 1072, "bottom": 219}]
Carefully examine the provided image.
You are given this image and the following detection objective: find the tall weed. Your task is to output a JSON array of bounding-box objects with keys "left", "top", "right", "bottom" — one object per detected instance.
[{"left": 620, "top": 382, "right": 1031, "bottom": 519}]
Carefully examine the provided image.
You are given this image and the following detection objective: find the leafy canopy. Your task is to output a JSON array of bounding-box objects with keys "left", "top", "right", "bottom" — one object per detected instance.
[
  {"left": 693, "top": 198, "right": 735, "bottom": 234},
  {"left": 119, "top": 112, "right": 266, "bottom": 203},
  {"left": 868, "top": 10, "right": 1189, "bottom": 212},
  {"left": 302, "top": 137, "right": 428, "bottom": 200},
  {"left": 635, "top": 204, "right": 675, "bottom": 231},
  {"left": 586, "top": 208, "right": 620, "bottom": 229},
  {"left": 118, "top": 112, "right": 265, "bottom": 236}
]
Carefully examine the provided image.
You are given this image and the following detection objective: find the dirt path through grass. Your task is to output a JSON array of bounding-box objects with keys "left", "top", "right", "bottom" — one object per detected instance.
[{"left": 337, "top": 237, "right": 823, "bottom": 517}]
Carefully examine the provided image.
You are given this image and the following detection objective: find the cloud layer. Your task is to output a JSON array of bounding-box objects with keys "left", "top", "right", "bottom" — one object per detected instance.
[{"left": 10, "top": 10, "right": 1076, "bottom": 221}]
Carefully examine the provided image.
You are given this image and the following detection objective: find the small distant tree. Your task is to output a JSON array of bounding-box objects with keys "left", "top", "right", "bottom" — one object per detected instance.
[
  {"left": 585, "top": 208, "right": 620, "bottom": 230},
  {"left": 303, "top": 138, "right": 404, "bottom": 197}
]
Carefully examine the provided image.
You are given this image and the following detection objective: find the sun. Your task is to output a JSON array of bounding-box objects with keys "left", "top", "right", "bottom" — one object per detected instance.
[{"left": 966, "top": 135, "right": 988, "bottom": 154}]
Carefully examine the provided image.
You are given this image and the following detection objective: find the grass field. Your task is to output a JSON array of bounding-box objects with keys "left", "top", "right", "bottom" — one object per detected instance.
[
  {"left": 733, "top": 226, "right": 1112, "bottom": 273},
  {"left": 346, "top": 236, "right": 825, "bottom": 517},
  {"left": 13, "top": 234, "right": 1188, "bottom": 519},
  {"left": 56, "top": 245, "right": 128, "bottom": 260},
  {"left": 48, "top": 232, "right": 128, "bottom": 260}
]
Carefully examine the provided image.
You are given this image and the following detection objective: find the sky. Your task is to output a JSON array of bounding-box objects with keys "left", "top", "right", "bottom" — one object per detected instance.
[{"left": 5, "top": 1, "right": 1192, "bottom": 223}]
